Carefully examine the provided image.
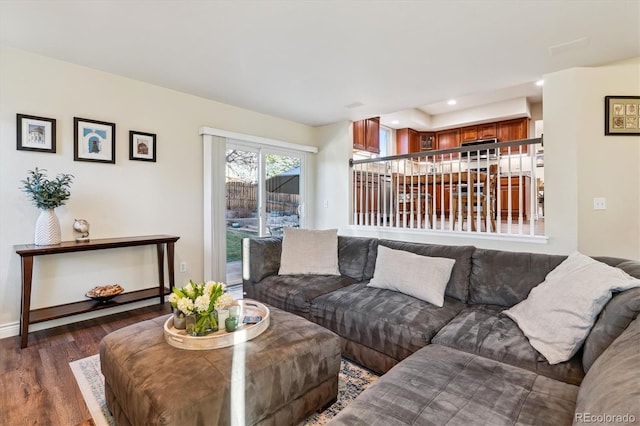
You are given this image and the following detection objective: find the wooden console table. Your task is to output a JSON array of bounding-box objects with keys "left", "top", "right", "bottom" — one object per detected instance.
[{"left": 15, "top": 234, "right": 180, "bottom": 348}]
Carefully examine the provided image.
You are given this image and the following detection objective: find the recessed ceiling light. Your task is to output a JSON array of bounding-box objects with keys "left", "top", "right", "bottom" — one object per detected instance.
[
  {"left": 447, "top": 99, "right": 457, "bottom": 106},
  {"left": 390, "top": 120, "right": 400, "bottom": 125},
  {"left": 536, "top": 80, "right": 544, "bottom": 86}
]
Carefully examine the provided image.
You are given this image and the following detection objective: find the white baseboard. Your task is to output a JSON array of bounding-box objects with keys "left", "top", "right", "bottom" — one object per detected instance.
[{"left": 0, "top": 297, "right": 168, "bottom": 340}]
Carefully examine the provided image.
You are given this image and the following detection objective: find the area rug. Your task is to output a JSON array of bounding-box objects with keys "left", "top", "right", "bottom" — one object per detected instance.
[{"left": 70, "top": 354, "right": 378, "bottom": 426}]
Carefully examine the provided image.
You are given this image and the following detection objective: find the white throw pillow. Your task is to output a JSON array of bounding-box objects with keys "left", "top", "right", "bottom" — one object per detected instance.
[
  {"left": 367, "top": 245, "right": 455, "bottom": 307},
  {"left": 504, "top": 252, "right": 640, "bottom": 365},
  {"left": 278, "top": 228, "right": 340, "bottom": 275}
]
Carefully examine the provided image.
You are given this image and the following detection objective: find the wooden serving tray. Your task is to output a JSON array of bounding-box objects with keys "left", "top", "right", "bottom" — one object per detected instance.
[{"left": 163, "top": 299, "right": 270, "bottom": 350}]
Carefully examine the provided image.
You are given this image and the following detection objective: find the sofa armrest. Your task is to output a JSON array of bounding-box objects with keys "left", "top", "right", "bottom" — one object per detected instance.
[{"left": 242, "top": 237, "right": 283, "bottom": 285}]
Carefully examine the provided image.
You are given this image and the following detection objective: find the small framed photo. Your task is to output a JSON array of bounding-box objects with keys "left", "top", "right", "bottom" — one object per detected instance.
[
  {"left": 16, "top": 114, "right": 56, "bottom": 153},
  {"left": 74, "top": 117, "right": 116, "bottom": 163},
  {"left": 129, "top": 131, "right": 157, "bottom": 162},
  {"left": 605, "top": 96, "right": 640, "bottom": 135}
]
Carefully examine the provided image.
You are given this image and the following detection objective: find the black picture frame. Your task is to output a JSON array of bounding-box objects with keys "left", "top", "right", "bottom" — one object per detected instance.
[
  {"left": 129, "top": 131, "right": 157, "bottom": 162},
  {"left": 74, "top": 117, "right": 116, "bottom": 164},
  {"left": 604, "top": 95, "right": 640, "bottom": 136},
  {"left": 16, "top": 114, "right": 57, "bottom": 153}
]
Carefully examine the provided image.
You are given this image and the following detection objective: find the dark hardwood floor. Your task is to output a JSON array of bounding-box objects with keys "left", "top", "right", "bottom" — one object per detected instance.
[{"left": 0, "top": 303, "right": 172, "bottom": 425}]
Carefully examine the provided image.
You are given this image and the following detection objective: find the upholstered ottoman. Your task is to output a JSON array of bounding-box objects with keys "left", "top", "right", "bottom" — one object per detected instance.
[{"left": 100, "top": 305, "right": 341, "bottom": 425}]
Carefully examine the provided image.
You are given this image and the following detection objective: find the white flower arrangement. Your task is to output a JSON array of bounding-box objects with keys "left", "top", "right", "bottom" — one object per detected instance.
[
  {"left": 169, "top": 280, "right": 233, "bottom": 335},
  {"left": 169, "top": 280, "right": 230, "bottom": 314}
]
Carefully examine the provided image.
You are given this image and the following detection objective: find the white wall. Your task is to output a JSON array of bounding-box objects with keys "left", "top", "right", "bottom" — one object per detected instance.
[
  {"left": 546, "top": 59, "right": 640, "bottom": 258},
  {"left": 0, "top": 47, "right": 315, "bottom": 335},
  {"left": 315, "top": 58, "right": 640, "bottom": 260},
  {"left": 314, "top": 121, "right": 352, "bottom": 230}
]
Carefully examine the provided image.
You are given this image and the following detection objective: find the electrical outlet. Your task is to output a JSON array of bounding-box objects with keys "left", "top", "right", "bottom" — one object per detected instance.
[
  {"left": 593, "top": 197, "right": 606, "bottom": 210},
  {"left": 179, "top": 261, "right": 187, "bottom": 273}
]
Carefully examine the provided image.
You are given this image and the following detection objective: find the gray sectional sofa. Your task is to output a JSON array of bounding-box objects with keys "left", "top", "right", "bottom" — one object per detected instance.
[{"left": 242, "top": 236, "right": 640, "bottom": 425}]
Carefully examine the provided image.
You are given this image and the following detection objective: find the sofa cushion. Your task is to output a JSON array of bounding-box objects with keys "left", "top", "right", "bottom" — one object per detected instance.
[
  {"left": 469, "top": 248, "right": 566, "bottom": 306},
  {"left": 432, "top": 306, "right": 585, "bottom": 385},
  {"left": 378, "top": 239, "right": 474, "bottom": 302},
  {"left": 309, "top": 283, "right": 466, "bottom": 362},
  {"left": 368, "top": 246, "right": 455, "bottom": 307},
  {"left": 328, "top": 344, "right": 579, "bottom": 426},
  {"left": 337, "top": 236, "right": 376, "bottom": 281},
  {"left": 243, "top": 236, "right": 282, "bottom": 284},
  {"left": 582, "top": 287, "right": 640, "bottom": 372},
  {"left": 278, "top": 228, "right": 340, "bottom": 275},
  {"left": 574, "top": 318, "right": 640, "bottom": 425},
  {"left": 503, "top": 252, "right": 640, "bottom": 365},
  {"left": 250, "top": 274, "right": 358, "bottom": 318}
]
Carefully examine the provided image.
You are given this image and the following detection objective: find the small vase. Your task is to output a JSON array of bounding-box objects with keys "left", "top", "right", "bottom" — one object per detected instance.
[
  {"left": 173, "top": 310, "right": 186, "bottom": 329},
  {"left": 34, "top": 209, "right": 61, "bottom": 245},
  {"left": 186, "top": 310, "right": 218, "bottom": 336}
]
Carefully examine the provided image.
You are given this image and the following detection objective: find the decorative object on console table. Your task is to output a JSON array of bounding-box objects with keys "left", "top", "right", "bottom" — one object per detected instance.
[
  {"left": 21, "top": 167, "right": 74, "bottom": 245},
  {"left": 73, "top": 218, "right": 90, "bottom": 242},
  {"left": 129, "top": 130, "right": 157, "bottom": 162},
  {"left": 85, "top": 284, "right": 124, "bottom": 303},
  {"left": 604, "top": 96, "right": 640, "bottom": 135},
  {"left": 74, "top": 117, "right": 116, "bottom": 164},
  {"left": 16, "top": 114, "right": 57, "bottom": 153}
]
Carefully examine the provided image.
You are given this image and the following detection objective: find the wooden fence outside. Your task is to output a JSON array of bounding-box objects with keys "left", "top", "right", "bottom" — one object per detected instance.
[{"left": 226, "top": 181, "right": 299, "bottom": 214}]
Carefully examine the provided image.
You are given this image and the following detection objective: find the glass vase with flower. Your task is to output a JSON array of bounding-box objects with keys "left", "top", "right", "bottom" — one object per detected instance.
[{"left": 169, "top": 279, "right": 234, "bottom": 336}]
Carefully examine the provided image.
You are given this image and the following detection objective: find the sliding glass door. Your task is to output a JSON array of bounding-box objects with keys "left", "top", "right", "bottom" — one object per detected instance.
[{"left": 225, "top": 142, "right": 304, "bottom": 284}]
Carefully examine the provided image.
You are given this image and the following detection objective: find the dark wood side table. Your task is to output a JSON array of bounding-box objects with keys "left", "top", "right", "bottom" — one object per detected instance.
[{"left": 15, "top": 234, "right": 180, "bottom": 348}]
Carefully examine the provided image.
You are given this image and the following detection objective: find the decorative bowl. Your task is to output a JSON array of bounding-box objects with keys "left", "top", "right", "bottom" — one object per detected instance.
[{"left": 86, "top": 284, "right": 124, "bottom": 303}]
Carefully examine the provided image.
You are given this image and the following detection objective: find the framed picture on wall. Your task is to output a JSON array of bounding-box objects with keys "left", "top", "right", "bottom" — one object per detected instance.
[
  {"left": 16, "top": 114, "right": 56, "bottom": 153},
  {"left": 129, "top": 131, "right": 156, "bottom": 162},
  {"left": 74, "top": 117, "right": 116, "bottom": 163},
  {"left": 605, "top": 95, "right": 640, "bottom": 135}
]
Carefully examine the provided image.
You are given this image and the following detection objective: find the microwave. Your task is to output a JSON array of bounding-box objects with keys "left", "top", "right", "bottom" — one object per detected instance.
[{"left": 460, "top": 138, "right": 498, "bottom": 158}]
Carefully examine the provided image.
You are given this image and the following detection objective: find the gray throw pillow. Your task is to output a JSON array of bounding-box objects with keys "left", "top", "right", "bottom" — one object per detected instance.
[{"left": 582, "top": 287, "right": 640, "bottom": 372}]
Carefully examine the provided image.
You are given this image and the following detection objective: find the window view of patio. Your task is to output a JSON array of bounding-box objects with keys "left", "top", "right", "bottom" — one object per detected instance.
[
  {"left": 225, "top": 148, "right": 301, "bottom": 284},
  {"left": 351, "top": 138, "right": 545, "bottom": 237}
]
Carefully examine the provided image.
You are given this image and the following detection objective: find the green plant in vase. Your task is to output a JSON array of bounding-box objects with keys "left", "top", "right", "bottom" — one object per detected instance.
[{"left": 21, "top": 167, "right": 74, "bottom": 245}]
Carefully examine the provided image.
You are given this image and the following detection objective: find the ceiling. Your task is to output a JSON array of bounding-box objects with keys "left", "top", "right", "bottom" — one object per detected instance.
[{"left": 1, "top": 1, "right": 639, "bottom": 129}]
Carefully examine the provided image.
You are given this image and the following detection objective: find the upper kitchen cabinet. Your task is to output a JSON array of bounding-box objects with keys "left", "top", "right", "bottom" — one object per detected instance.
[
  {"left": 460, "top": 125, "right": 478, "bottom": 142},
  {"left": 353, "top": 117, "right": 380, "bottom": 154},
  {"left": 396, "top": 129, "right": 436, "bottom": 154},
  {"left": 497, "top": 118, "right": 529, "bottom": 154},
  {"left": 460, "top": 123, "right": 497, "bottom": 142},
  {"left": 497, "top": 118, "right": 528, "bottom": 142},
  {"left": 396, "top": 128, "right": 419, "bottom": 154},
  {"left": 478, "top": 123, "right": 497, "bottom": 139},
  {"left": 436, "top": 129, "right": 460, "bottom": 156}
]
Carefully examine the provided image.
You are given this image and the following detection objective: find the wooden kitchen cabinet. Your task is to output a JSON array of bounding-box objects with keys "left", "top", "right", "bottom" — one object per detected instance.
[
  {"left": 436, "top": 129, "right": 461, "bottom": 157},
  {"left": 478, "top": 123, "right": 497, "bottom": 139},
  {"left": 459, "top": 123, "right": 497, "bottom": 143},
  {"left": 429, "top": 184, "right": 452, "bottom": 215},
  {"left": 396, "top": 128, "right": 420, "bottom": 154},
  {"left": 497, "top": 118, "right": 529, "bottom": 154},
  {"left": 499, "top": 175, "right": 531, "bottom": 220},
  {"left": 353, "top": 120, "right": 366, "bottom": 151},
  {"left": 353, "top": 117, "right": 380, "bottom": 154},
  {"left": 460, "top": 126, "right": 479, "bottom": 142}
]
